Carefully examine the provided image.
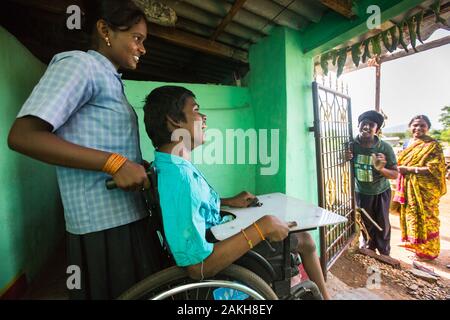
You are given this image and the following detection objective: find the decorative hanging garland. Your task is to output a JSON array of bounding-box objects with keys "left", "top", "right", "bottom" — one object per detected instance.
[{"left": 319, "top": 0, "right": 448, "bottom": 77}]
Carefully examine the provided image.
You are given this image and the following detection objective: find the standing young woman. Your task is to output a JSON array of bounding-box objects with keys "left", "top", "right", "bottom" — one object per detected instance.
[
  {"left": 394, "top": 115, "right": 447, "bottom": 260},
  {"left": 7, "top": 0, "right": 162, "bottom": 299}
]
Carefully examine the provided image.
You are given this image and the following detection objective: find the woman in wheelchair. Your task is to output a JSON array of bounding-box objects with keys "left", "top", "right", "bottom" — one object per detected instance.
[{"left": 142, "top": 86, "right": 330, "bottom": 300}]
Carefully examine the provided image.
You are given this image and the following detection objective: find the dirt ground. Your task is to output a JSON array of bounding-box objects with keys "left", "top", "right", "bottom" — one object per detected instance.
[{"left": 327, "top": 181, "right": 450, "bottom": 300}]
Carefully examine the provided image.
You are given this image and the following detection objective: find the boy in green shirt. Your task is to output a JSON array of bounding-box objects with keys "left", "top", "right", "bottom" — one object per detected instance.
[{"left": 346, "top": 110, "right": 398, "bottom": 255}]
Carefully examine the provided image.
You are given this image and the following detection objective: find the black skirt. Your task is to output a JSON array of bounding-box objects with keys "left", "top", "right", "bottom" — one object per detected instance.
[{"left": 66, "top": 217, "right": 165, "bottom": 300}]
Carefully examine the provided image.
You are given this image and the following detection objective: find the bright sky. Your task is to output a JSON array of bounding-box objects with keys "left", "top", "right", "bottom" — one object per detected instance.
[{"left": 340, "top": 29, "right": 450, "bottom": 133}]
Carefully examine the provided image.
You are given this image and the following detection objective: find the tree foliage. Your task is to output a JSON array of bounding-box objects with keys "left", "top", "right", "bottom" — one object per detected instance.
[{"left": 439, "top": 105, "right": 450, "bottom": 130}]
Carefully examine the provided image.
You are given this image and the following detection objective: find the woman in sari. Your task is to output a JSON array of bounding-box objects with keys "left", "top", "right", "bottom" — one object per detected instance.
[{"left": 393, "top": 115, "right": 447, "bottom": 260}]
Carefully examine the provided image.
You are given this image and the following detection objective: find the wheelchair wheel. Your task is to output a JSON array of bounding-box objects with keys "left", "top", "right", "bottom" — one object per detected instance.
[{"left": 118, "top": 264, "right": 278, "bottom": 300}]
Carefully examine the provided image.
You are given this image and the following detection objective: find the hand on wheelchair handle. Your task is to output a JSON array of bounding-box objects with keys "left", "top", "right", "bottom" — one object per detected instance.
[{"left": 105, "top": 161, "right": 150, "bottom": 191}]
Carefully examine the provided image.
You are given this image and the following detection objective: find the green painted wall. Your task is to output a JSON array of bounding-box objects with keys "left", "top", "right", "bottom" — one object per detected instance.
[
  {"left": 284, "top": 28, "right": 318, "bottom": 204},
  {"left": 248, "top": 27, "right": 287, "bottom": 196},
  {"left": 248, "top": 27, "right": 320, "bottom": 248},
  {"left": 125, "top": 81, "right": 256, "bottom": 197},
  {"left": 0, "top": 26, "right": 64, "bottom": 294}
]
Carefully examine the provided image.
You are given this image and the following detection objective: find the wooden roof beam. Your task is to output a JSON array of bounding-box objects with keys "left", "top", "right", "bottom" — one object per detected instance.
[
  {"left": 147, "top": 23, "right": 248, "bottom": 63},
  {"left": 8, "top": 0, "right": 80, "bottom": 14},
  {"left": 320, "top": 0, "right": 355, "bottom": 18},
  {"left": 210, "top": 0, "right": 247, "bottom": 41}
]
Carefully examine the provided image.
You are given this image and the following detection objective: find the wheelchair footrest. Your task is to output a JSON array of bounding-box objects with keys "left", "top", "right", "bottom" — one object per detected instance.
[{"left": 288, "top": 280, "right": 323, "bottom": 300}]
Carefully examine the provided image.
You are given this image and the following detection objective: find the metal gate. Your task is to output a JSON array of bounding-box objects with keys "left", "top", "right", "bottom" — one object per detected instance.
[{"left": 311, "top": 81, "right": 357, "bottom": 276}]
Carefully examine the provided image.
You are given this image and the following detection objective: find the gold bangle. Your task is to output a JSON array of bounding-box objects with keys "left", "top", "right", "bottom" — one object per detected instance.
[
  {"left": 253, "top": 222, "right": 266, "bottom": 241},
  {"left": 241, "top": 229, "right": 253, "bottom": 249}
]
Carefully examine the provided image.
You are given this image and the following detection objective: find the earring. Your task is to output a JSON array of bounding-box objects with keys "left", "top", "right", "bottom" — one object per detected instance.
[{"left": 105, "top": 37, "right": 111, "bottom": 47}]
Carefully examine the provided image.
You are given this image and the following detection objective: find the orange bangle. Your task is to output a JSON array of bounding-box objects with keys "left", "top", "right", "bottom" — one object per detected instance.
[
  {"left": 241, "top": 229, "right": 253, "bottom": 249},
  {"left": 103, "top": 155, "right": 119, "bottom": 175},
  {"left": 109, "top": 155, "right": 127, "bottom": 175},
  {"left": 109, "top": 155, "right": 125, "bottom": 171},
  {"left": 253, "top": 222, "right": 266, "bottom": 241},
  {"left": 104, "top": 154, "right": 118, "bottom": 171},
  {"left": 103, "top": 154, "right": 119, "bottom": 174},
  {"left": 102, "top": 153, "right": 127, "bottom": 176}
]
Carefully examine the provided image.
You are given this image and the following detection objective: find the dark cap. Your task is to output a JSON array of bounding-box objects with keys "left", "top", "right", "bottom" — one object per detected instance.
[{"left": 358, "top": 110, "right": 384, "bottom": 129}]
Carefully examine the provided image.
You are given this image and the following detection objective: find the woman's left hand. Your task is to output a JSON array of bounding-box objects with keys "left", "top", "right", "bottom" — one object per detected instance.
[
  {"left": 224, "top": 191, "right": 256, "bottom": 208},
  {"left": 398, "top": 166, "right": 410, "bottom": 175}
]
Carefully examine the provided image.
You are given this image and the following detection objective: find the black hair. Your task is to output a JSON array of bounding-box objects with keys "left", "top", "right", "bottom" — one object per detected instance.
[
  {"left": 82, "top": 0, "right": 146, "bottom": 47},
  {"left": 143, "top": 86, "right": 196, "bottom": 149},
  {"left": 408, "top": 115, "right": 431, "bottom": 128},
  {"left": 358, "top": 110, "right": 384, "bottom": 133}
]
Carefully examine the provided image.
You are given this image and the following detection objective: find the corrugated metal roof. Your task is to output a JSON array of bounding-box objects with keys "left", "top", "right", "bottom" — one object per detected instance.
[
  {"left": 158, "top": 0, "right": 328, "bottom": 50},
  {"left": 0, "top": 0, "right": 331, "bottom": 84}
]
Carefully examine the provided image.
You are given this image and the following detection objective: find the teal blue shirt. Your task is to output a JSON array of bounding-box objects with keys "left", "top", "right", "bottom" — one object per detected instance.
[{"left": 153, "top": 152, "right": 229, "bottom": 267}]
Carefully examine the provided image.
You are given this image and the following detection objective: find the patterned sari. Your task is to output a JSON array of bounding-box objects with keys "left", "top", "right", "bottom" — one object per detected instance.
[{"left": 394, "top": 136, "right": 447, "bottom": 260}]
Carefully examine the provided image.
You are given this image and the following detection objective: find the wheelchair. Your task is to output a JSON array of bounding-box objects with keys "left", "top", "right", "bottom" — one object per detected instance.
[{"left": 107, "top": 167, "right": 323, "bottom": 300}]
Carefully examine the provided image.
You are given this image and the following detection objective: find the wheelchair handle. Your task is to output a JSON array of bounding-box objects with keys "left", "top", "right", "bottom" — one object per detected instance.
[
  {"left": 105, "top": 169, "right": 152, "bottom": 190},
  {"left": 105, "top": 178, "right": 117, "bottom": 190}
]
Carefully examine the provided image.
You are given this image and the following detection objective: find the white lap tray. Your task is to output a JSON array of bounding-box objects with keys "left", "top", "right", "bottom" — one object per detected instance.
[{"left": 211, "top": 193, "right": 348, "bottom": 241}]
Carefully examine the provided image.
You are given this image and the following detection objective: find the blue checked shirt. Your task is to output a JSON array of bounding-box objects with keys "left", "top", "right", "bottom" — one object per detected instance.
[{"left": 17, "top": 50, "right": 148, "bottom": 234}]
